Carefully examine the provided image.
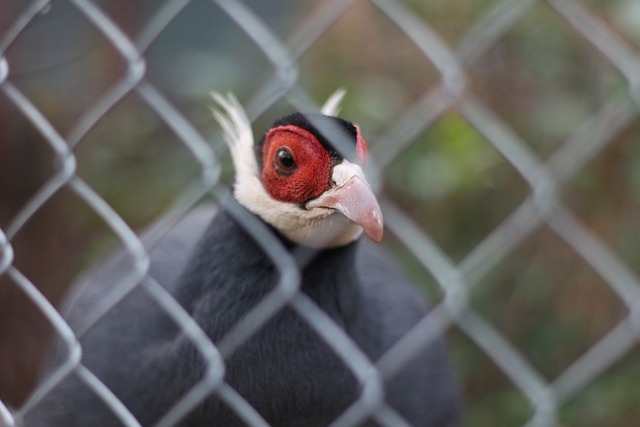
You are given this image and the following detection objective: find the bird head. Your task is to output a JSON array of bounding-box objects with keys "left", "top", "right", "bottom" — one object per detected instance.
[{"left": 212, "top": 92, "right": 383, "bottom": 248}]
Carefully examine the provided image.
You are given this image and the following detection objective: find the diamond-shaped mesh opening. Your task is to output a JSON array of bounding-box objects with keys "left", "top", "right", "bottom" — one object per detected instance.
[
  {"left": 473, "top": 225, "right": 629, "bottom": 380},
  {"left": 73, "top": 93, "right": 205, "bottom": 227},
  {"left": 5, "top": 3, "right": 129, "bottom": 134},
  {"left": 299, "top": 1, "right": 440, "bottom": 134},
  {"left": 563, "top": 117, "right": 640, "bottom": 277},
  {"left": 0, "top": 95, "right": 61, "bottom": 228},
  {"left": 384, "top": 110, "right": 529, "bottom": 262},
  {"left": 142, "top": 1, "right": 285, "bottom": 107},
  {"left": 451, "top": 329, "right": 534, "bottom": 426},
  {"left": 469, "top": 2, "right": 629, "bottom": 157},
  {"left": 52, "top": 185, "right": 139, "bottom": 280}
]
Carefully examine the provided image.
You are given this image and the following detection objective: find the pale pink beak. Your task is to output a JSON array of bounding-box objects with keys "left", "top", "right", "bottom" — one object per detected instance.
[{"left": 307, "top": 175, "right": 384, "bottom": 242}]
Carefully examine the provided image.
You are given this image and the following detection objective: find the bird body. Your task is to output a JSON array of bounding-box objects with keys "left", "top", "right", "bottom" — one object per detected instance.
[{"left": 23, "top": 92, "right": 461, "bottom": 426}]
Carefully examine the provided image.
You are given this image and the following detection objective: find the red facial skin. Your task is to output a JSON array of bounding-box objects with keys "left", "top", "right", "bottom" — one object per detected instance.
[{"left": 261, "top": 124, "right": 368, "bottom": 205}]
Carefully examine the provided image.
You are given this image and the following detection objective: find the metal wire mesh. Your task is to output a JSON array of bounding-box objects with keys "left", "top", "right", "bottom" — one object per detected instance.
[{"left": 1, "top": 0, "right": 640, "bottom": 426}]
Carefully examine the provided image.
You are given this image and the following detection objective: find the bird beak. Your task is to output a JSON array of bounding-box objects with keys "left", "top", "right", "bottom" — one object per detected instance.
[{"left": 306, "top": 163, "right": 384, "bottom": 242}]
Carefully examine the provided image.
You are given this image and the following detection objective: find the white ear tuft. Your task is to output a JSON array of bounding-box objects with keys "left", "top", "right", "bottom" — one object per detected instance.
[
  {"left": 210, "top": 92, "right": 259, "bottom": 185},
  {"left": 321, "top": 88, "right": 347, "bottom": 117}
]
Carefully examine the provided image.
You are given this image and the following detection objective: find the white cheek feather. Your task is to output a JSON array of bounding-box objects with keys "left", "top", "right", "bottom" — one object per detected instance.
[{"left": 211, "top": 91, "right": 363, "bottom": 248}]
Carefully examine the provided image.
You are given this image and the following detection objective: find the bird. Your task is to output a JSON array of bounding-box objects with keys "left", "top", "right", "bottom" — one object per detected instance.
[{"left": 22, "top": 91, "right": 461, "bottom": 426}]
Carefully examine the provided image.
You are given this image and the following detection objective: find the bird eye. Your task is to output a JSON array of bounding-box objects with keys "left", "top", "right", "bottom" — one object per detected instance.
[{"left": 275, "top": 148, "right": 297, "bottom": 174}]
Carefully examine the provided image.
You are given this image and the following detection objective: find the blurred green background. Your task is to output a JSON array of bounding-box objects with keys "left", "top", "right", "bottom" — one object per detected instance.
[{"left": 1, "top": 0, "right": 640, "bottom": 425}]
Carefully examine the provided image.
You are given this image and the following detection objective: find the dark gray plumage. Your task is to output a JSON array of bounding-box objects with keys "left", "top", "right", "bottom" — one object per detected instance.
[{"left": 24, "top": 199, "right": 461, "bottom": 426}]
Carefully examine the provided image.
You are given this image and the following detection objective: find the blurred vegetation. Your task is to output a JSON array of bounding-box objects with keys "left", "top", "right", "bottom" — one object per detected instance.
[{"left": 2, "top": 0, "right": 640, "bottom": 425}]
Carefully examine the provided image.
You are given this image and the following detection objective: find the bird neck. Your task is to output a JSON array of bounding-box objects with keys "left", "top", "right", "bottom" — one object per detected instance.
[
  {"left": 230, "top": 192, "right": 362, "bottom": 296},
  {"left": 294, "top": 243, "right": 361, "bottom": 324},
  {"left": 175, "top": 198, "right": 363, "bottom": 342}
]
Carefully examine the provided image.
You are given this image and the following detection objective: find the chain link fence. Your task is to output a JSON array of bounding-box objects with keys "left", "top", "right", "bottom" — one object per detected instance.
[{"left": 1, "top": 0, "right": 640, "bottom": 426}]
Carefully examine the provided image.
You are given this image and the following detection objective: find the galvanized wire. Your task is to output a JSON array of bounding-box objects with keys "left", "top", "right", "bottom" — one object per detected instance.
[{"left": 1, "top": 0, "right": 640, "bottom": 426}]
